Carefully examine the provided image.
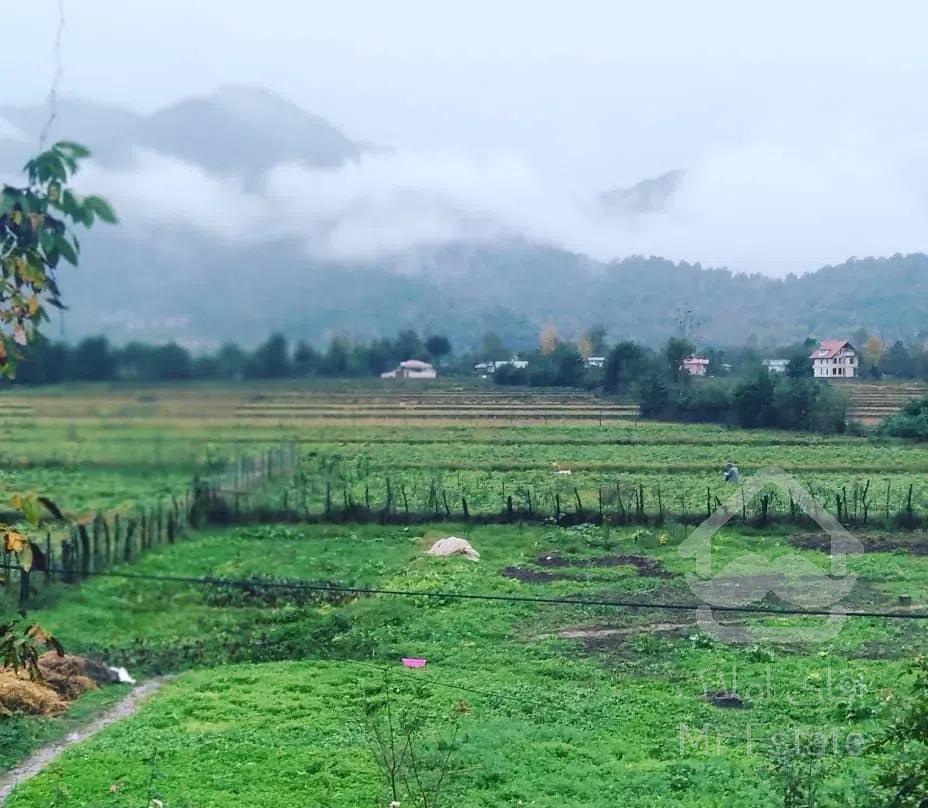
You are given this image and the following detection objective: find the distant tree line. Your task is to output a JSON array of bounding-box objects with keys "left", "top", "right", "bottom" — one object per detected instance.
[
  {"left": 848, "top": 328, "right": 928, "bottom": 380},
  {"left": 492, "top": 330, "right": 848, "bottom": 433},
  {"left": 5, "top": 330, "right": 454, "bottom": 385},
  {"left": 6, "top": 323, "right": 926, "bottom": 438}
]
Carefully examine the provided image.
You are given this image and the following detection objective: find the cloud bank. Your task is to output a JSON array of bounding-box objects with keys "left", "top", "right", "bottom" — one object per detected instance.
[{"left": 80, "top": 124, "right": 928, "bottom": 276}]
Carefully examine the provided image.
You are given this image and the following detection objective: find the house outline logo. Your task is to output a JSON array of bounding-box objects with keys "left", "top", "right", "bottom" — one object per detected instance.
[{"left": 678, "top": 467, "right": 864, "bottom": 643}]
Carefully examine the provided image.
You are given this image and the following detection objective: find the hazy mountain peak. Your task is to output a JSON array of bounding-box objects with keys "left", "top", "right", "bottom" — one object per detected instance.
[
  {"left": 141, "top": 85, "right": 362, "bottom": 174},
  {"left": 601, "top": 169, "right": 684, "bottom": 214}
]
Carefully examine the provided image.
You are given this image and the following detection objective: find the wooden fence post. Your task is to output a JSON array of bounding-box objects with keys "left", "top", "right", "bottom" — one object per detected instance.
[
  {"left": 102, "top": 516, "right": 112, "bottom": 566},
  {"left": 92, "top": 517, "right": 100, "bottom": 571},
  {"left": 124, "top": 520, "right": 135, "bottom": 562},
  {"left": 18, "top": 567, "right": 30, "bottom": 609},
  {"left": 45, "top": 531, "right": 53, "bottom": 584}
]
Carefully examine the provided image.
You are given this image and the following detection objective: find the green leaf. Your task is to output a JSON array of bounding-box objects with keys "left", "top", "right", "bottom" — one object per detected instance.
[
  {"left": 56, "top": 235, "right": 78, "bottom": 266},
  {"left": 83, "top": 195, "right": 117, "bottom": 224},
  {"left": 61, "top": 189, "right": 80, "bottom": 219},
  {"left": 53, "top": 141, "right": 91, "bottom": 159}
]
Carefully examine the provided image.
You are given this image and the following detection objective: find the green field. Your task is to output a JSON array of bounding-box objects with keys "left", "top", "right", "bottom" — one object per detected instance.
[
  {"left": 2, "top": 381, "right": 928, "bottom": 522},
  {"left": 1, "top": 382, "right": 926, "bottom": 806}
]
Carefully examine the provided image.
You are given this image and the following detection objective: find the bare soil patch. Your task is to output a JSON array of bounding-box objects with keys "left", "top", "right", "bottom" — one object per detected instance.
[
  {"left": 502, "top": 553, "right": 670, "bottom": 585},
  {"left": 552, "top": 622, "right": 690, "bottom": 640},
  {"left": 790, "top": 532, "right": 928, "bottom": 555},
  {"left": 706, "top": 690, "right": 747, "bottom": 709},
  {"left": 535, "top": 553, "right": 671, "bottom": 577}
]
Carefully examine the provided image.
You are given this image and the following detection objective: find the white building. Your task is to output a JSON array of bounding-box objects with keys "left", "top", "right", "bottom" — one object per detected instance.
[
  {"left": 810, "top": 340, "right": 857, "bottom": 378},
  {"left": 585, "top": 356, "right": 606, "bottom": 369},
  {"left": 681, "top": 356, "right": 710, "bottom": 376},
  {"left": 474, "top": 358, "right": 528, "bottom": 375},
  {"left": 381, "top": 359, "right": 437, "bottom": 380},
  {"left": 762, "top": 358, "right": 789, "bottom": 374}
]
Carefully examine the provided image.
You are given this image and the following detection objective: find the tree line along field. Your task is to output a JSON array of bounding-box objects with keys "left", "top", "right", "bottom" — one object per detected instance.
[{"left": 2, "top": 380, "right": 928, "bottom": 806}]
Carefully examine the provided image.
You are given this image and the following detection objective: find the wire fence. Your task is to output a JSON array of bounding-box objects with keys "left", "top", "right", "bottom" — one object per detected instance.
[
  {"left": 207, "top": 462, "right": 928, "bottom": 532},
  {"left": 2, "top": 443, "right": 296, "bottom": 609}
]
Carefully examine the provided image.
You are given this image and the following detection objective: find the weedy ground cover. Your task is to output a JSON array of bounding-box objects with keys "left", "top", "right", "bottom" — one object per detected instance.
[{"left": 3, "top": 520, "right": 927, "bottom": 806}]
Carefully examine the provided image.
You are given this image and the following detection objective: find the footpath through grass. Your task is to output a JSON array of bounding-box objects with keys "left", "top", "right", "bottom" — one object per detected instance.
[{"left": 4, "top": 521, "right": 928, "bottom": 806}]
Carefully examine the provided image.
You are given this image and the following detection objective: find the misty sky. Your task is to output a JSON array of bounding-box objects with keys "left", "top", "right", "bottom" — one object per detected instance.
[{"left": 6, "top": 0, "right": 928, "bottom": 274}]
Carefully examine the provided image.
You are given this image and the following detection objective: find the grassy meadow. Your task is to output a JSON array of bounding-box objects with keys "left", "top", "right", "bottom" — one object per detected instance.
[{"left": 0, "top": 380, "right": 926, "bottom": 806}]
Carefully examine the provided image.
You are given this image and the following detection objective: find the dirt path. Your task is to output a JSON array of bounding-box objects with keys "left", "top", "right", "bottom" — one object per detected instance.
[{"left": 0, "top": 677, "right": 170, "bottom": 804}]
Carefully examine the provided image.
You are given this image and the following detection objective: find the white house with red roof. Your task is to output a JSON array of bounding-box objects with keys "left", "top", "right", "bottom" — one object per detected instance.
[
  {"left": 381, "top": 359, "right": 437, "bottom": 380},
  {"left": 681, "top": 356, "right": 710, "bottom": 376},
  {"left": 810, "top": 340, "right": 857, "bottom": 378}
]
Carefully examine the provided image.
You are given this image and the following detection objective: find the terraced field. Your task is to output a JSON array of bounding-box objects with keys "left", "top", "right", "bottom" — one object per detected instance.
[{"left": 845, "top": 380, "right": 928, "bottom": 423}]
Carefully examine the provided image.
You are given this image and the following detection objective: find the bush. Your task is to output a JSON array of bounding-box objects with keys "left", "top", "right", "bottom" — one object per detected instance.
[{"left": 880, "top": 397, "right": 928, "bottom": 441}]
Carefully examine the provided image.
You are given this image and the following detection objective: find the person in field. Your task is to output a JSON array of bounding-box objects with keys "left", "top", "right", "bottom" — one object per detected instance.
[{"left": 723, "top": 461, "right": 740, "bottom": 484}]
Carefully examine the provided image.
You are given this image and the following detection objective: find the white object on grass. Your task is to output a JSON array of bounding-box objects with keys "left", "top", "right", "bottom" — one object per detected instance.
[{"left": 426, "top": 537, "right": 480, "bottom": 561}]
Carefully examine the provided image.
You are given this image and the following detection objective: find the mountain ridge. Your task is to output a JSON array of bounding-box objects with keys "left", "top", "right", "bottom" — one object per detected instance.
[{"left": 2, "top": 87, "right": 926, "bottom": 351}]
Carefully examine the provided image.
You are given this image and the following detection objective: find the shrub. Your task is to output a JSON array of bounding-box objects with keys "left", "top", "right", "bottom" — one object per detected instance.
[{"left": 880, "top": 397, "right": 928, "bottom": 441}]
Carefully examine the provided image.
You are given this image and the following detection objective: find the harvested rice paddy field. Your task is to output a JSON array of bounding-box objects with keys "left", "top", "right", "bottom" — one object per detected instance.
[{"left": 1, "top": 380, "right": 927, "bottom": 806}]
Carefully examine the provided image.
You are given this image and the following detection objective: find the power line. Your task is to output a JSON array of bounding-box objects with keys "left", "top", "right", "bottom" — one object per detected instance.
[
  {"left": 5, "top": 564, "right": 928, "bottom": 621},
  {"left": 38, "top": 0, "right": 66, "bottom": 149}
]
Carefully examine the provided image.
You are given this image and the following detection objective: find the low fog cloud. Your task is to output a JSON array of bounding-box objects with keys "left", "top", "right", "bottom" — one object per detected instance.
[
  {"left": 81, "top": 125, "right": 928, "bottom": 276},
  {"left": 0, "top": 117, "right": 27, "bottom": 142}
]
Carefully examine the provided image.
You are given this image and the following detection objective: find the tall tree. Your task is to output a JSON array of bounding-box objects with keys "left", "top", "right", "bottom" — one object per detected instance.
[
  {"left": 393, "top": 329, "right": 424, "bottom": 361},
  {"left": 882, "top": 340, "right": 915, "bottom": 378},
  {"left": 292, "top": 341, "right": 320, "bottom": 377},
  {"left": 586, "top": 324, "right": 609, "bottom": 356},
  {"left": 603, "top": 341, "right": 647, "bottom": 394},
  {"left": 71, "top": 336, "right": 115, "bottom": 381},
  {"left": 479, "top": 331, "right": 510, "bottom": 362},
  {"left": 245, "top": 334, "right": 290, "bottom": 378},
  {"left": 539, "top": 324, "right": 559, "bottom": 355},
  {"left": 664, "top": 337, "right": 695, "bottom": 383},
  {"left": 425, "top": 335, "right": 452, "bottom": 364}
]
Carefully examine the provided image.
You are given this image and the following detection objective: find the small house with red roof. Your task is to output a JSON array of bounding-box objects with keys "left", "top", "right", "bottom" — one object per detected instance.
[
  {"left": 810, "top": 340, "right": 857, "bottom": 378},
  {"left": 681, "top": 356, "right": 710, "bottom": 376}
]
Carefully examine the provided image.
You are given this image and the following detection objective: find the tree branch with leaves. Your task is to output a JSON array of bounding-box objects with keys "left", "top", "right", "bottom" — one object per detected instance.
[{"left": 0, "top": 141, "right": 115, "bottom": 377}]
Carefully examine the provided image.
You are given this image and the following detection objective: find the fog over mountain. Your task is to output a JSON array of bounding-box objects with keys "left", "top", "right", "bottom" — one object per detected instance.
[{"left": 2, "top": 84, "right": 928, "bottom": 351}]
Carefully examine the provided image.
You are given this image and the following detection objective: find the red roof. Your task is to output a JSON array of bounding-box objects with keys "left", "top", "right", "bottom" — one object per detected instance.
[{"left": 810, "top": 340, "right": 853, "bottom": 359}]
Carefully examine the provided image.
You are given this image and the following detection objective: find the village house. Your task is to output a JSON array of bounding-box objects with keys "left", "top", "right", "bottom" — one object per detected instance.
[
  {"left": 681, "top": 356, "right": 710, "bottom": 376},
  {"left": 381, "top": 359, "right": 437, "bottom": 380},
  {"left": 584, "top": 356, "right": 606, "bottom": 369},
  {"left": 762, "top": 358, "right": 789, "bottom": 374},
  {"left": 810, "top": 340, "right": 857, "bottom": 378},
  {"left": 474, "top": 359, "right": 528, "bottom": 376}
]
